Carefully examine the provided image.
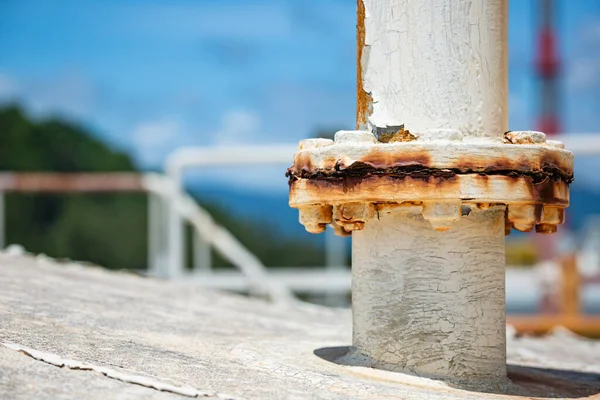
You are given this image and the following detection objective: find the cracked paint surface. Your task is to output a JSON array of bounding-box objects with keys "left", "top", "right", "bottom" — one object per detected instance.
[
  {"left": 352, "top": 206, "right": 507, "bottom": 384},
  {"left": 1, "top": 253, "right": 599, "bottom": 398},
  {"left": 359, "top": 0, "right": 507, "bottom": 138},
  {"left": 2, "top": 343, "right": 237, "bottom": 399}
]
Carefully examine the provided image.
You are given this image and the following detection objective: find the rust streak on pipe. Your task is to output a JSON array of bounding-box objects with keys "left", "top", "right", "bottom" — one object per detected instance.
[{"left": 356, "top": 0, "right": 372, "bottom": 131}]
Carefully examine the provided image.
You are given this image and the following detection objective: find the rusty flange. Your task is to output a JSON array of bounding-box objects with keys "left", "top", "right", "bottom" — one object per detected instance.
[{"left": 286, "top": 130, "right": 573, "bottom": 235}]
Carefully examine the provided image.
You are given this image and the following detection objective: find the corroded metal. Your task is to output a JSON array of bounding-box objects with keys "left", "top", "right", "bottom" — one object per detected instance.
[
  {"left": 287, "top": 130, "right": 573, "bottom": 235},
  {"left": 0, "top": 173, "right": 145, "bottom": 192}
]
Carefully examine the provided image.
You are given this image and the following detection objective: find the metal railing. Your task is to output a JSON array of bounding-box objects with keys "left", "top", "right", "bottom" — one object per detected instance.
[
  {"left": 0, "top": 172, "right": 294, "bottom": 304},
  {"left": 164, "top": 144, "right": 348, "bottom": 281}
]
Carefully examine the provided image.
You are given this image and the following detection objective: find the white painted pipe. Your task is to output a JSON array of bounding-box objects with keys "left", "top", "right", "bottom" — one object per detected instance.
[
  {"left": 556, "top": 133, "right": 600, "bottom": 156},
  {"left": 359, "top": 0, "right": 507, "bottom": 140},
  {"left": 353, "top": 0, "right": 508, "bottom": 384},
  {"left": 164, "top": 145, "right": 297, "bottom": 278},
  {"left": 193, "top": 229, "right": 212, "bottom": 274},
  {"left": 352, "top": 206, "right": 506, "bottom": 382},
  {"left": 147, "top": 193, "right": 162, "bottom": 276}
]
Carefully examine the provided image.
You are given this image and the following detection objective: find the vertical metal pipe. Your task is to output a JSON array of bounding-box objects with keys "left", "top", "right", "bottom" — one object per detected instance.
[
  {"left": 357, "top": 0, "right": 507, "bottom": 140},
  {"left": 352, "top": 0, "right": 508, "bottom": 384},
  {"left": 147, "top": 193, "right": 161, "bottom": 276},
  {"left": 352, "top": 206, "right": 506, "bottom": 383},
  {"left": 167, "top": 171, "right": 185, "bottom": 279}
]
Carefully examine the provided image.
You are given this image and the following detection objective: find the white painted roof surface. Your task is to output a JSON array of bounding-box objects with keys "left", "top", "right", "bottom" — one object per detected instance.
[{"left": 1, "top": 253, "right": 599, "bottom": 399}]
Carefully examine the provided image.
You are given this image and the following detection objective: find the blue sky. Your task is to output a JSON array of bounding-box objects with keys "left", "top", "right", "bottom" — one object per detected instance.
[{"left": 0, "top": 0, "right": 599, "bottom": 193}]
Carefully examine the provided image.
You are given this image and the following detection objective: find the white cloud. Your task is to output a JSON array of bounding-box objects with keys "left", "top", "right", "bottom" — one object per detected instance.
[
  {"left": 212, "top": 109, "right": 262, "bottom": 145},
  {"left": 129, "top": 110, "right": 264, "bottom": 169}
]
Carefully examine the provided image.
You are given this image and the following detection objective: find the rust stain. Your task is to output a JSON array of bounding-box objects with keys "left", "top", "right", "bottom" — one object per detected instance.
[
  {"left": 533, "top": 204, "right": 543, "bottom": 222},
  {"left": 358, "top": 148, "right": 431, "bottom": 169},
  {"left": 289, "top": 173, "right": 570, "bottom": 213},
  {"left": 389, "top": 128, "right": 416, "bottom": 143},
  {"left": 504, "top": 208, "right": 512, "bottom": 236},
  {"left": 504, "top": 131, "right": 536, "bottom": 144},
  {"left": 287, "top": 161, "right": 572, "bottom": 194},
  {"left": 535, "top": 223, "right": 558, "bottom": 234},
  {"left": 288, "top": 148, "right": 572, "bottom": 186},
  {"left": 457, "top": 151, "right": 573, "bottom": 183},
  {"left": 376, "top": 126, "right": 416, "bottom": 143},
  {"left": 292, "top": 174, "right": 460, "bottom": 198},
  {"left": 356, "top": 0, "right": 373, "bottom": 130}
]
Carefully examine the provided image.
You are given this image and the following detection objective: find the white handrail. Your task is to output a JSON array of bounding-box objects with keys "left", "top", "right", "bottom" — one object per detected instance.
[
  {"left": 142, "top": 173, "right": 295, "bottom": 305},
  {"left": 165, "top": 145, "right": 298, "bottom": 176},
  {"left": 556, "top": 133, "right": 600, "bottom": 156},
  {"left": 164, "top": 144, "right": 349, "bottom": 279}
]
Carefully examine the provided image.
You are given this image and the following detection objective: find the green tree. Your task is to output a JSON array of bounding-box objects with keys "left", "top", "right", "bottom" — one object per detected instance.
[
  {"left": 0, "top": 105, "right": 147, "bottom": 269},
  {"left": 0, "top": 104, "right": 326, "bottom": 271}
]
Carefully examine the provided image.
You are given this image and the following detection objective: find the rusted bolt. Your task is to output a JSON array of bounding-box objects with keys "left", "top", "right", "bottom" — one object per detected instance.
[
  {"left": 333, "top": 202, "right": 374, "bottom": 232},
  {"left": 298, "top": 204, "right": 332, "bottom": 234},
  {"left": 331, "top": 221, "right": 352, "bottom": 237},
  {"left": 504, "top": 130, "right": 547, "bottom": 144},
  {"left": 334, "top": 130, "right": 377, "bottom": 144},
  {"left": 374, "top": 125, "right": 416, "bottom": 143},
  {"left": 507, "top": 204, "right": 541, "bottom": 232},
  {"left": 541, "top": 206, "right": 565, "bottom": 225},
  {"left": 298, "top": 138, "right": 334, "bottom": 150}
]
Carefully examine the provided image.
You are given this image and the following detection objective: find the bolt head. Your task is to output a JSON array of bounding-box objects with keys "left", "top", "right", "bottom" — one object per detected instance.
[
  {"left": 505, "top": 131, "right": 547, "bottom": 144},
  {"left": 334, "top": 130, "right": 376, "bottom": 144},
  {"left": 508, "top": 204, "right": 541, "bottom": 232},
  {"left": 541, "top": 206, "right": 565, "bottom": 225},
  {"left": 333, "top": 203, "right": 374, "bottom": 232},
  {"left": 298, "top": 205, "right": 333, "bottom": 235},
  {"left": 331, "top": 222, "right": 352, "bottom": 237},
  {"left": 298, "top": 138, "right": 334, "bottom": 150}
]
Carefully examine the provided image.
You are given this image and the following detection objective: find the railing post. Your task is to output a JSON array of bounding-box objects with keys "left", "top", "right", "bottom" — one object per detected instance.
[
  {"left": 167, "top": 171, "right": 185, "bottom": 279},
  {"left": 193, "top": 230, "right": 212, "bottom": 274},
  {"left": 147, "top": 192, "right": 162, "bottom": 276}
]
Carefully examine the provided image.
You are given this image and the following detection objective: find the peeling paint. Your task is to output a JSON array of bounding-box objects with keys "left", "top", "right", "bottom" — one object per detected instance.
[
  {"left": 374, "top": 125, "right": 416, "bottom": 143},
  {"left": 2, "top": 343, "right": 241, "bottom": 400},
  {"left": 361, "top": 0, "right": 507, "bottom": 138}
]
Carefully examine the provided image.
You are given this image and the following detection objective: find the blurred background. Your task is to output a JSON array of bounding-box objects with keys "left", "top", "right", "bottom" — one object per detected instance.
[{"left": 0, "top": 0, "right": 599, "bottom": 331}]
